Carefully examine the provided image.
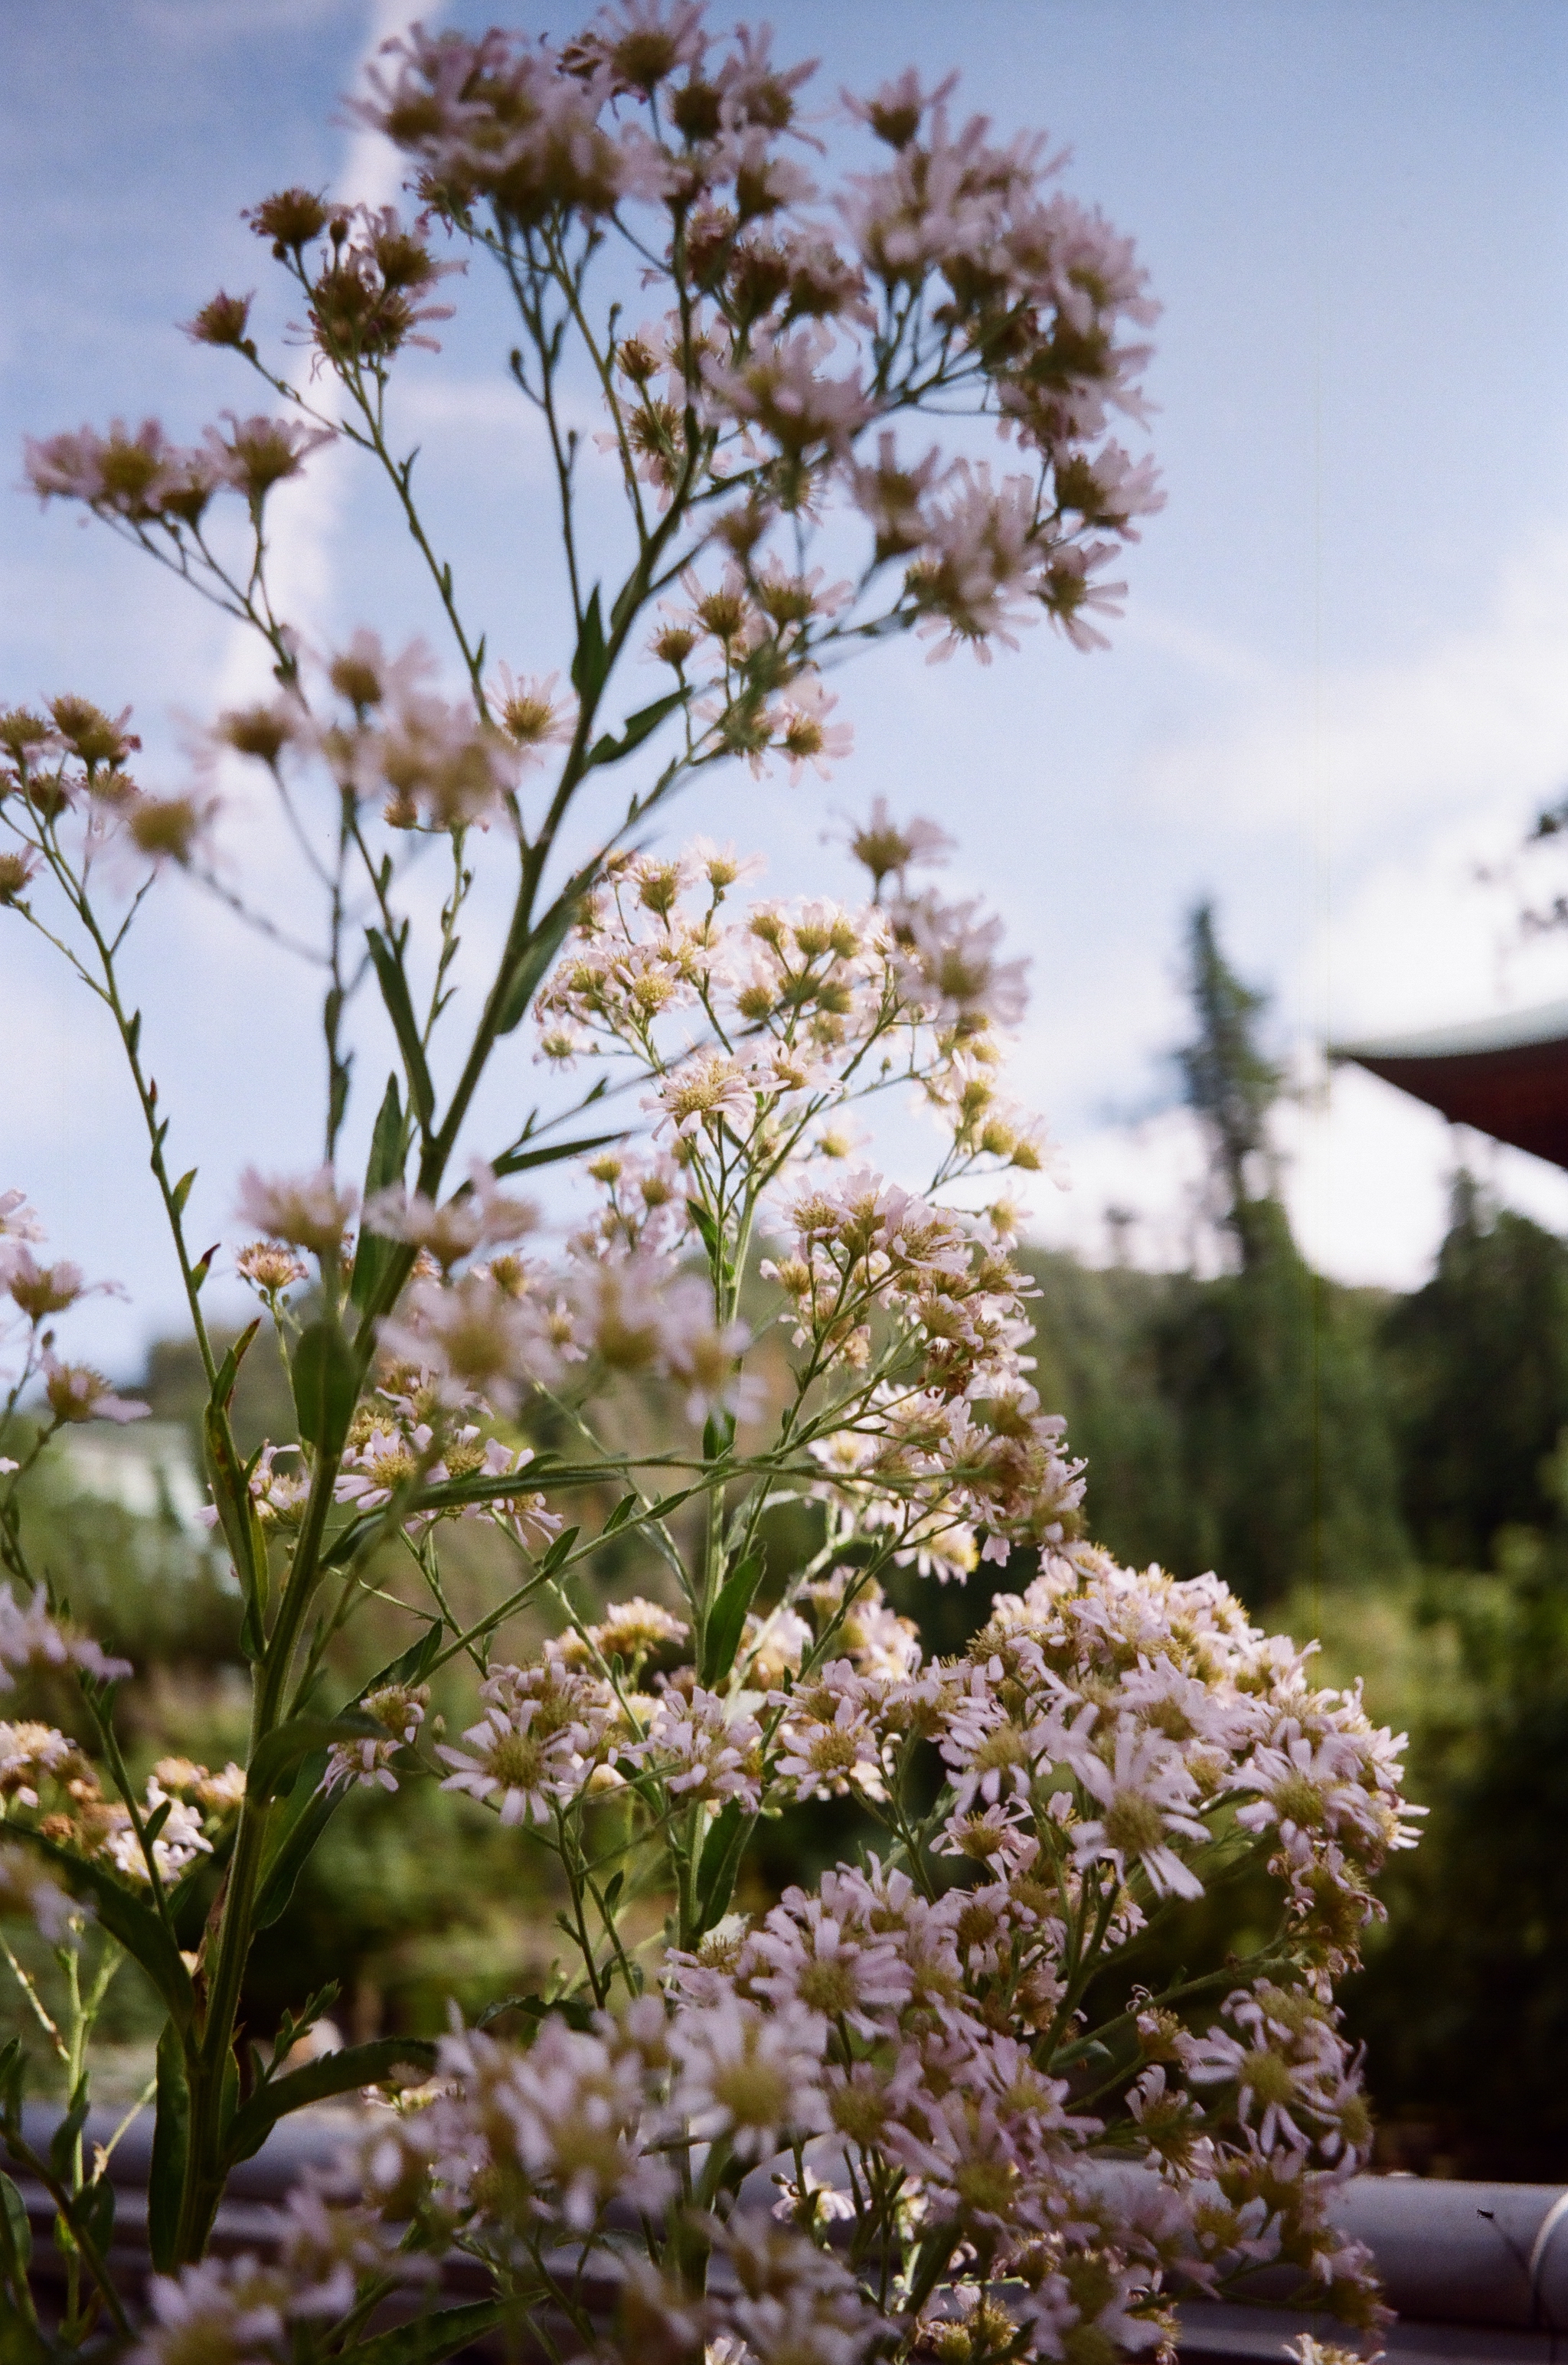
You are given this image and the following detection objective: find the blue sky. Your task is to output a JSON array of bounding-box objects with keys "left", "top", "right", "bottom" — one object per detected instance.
[{"left": 6, "top": 0, "right": 1568, "bottom": 1367}]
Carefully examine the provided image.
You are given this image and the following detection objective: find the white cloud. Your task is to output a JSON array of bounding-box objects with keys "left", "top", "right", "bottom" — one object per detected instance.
[
  {"left": 217, "top": 0, "right": 446, "bottom": 680},
  {"left": 1144, "top": 524, "right": 1568, "bottom": 863},
  {"left": 1021, "top": 518, "right": 1568, "bottom": 1291}
]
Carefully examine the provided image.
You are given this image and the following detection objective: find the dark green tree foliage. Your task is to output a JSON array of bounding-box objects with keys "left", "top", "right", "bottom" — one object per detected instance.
[
  {"left": 1148, "top": 1236, "right": 1406, "bottom": 1602},
  {"left": 1349, "top": 1506, "right": 1568, "bottom": 2177},
  {"left": 1380, "top": 1171, "right": 1568, "bottom": 1566},
  {"left": 1027, "top": 906, "right": 1407, "bottom": 1601},
  {"left": 1021, "top": 1253, "right": 1187, "bottom": 1571},
  {"left": 1343, "top": 1182, "right": 1568, "bottom": 2174},
  {"left": 1178, "top": 900, "right": 1282, "bottom": 1272},
  {"left": 1026, "top": 1242, "right": 1405, "bottom": 1601}
]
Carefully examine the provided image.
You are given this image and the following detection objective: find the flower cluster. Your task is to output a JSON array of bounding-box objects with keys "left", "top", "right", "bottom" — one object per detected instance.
[
  {"left": 0, "top": 1708, "right": 243, "bottom": 1912},
  {"left": 23, "top": 413, "right": 332, "bottom": 530},
  {"left": 341, "top": 1540, "right": 1404, "bottom": 2351},
  {"left": 127, "top": 2171, "right": 433, "bottom": 2365},
  {"left": 351, "top": 5, "right": 1161, "bottom": 674},
  {"left": 0, "top": 697, "right": 218, "bottom": 888},
  {"left": 0, "top": 1587, "right": 134, "bottom": 1695},
  {"left": 0, "top": 15, "right": 1418, "bottom": 2358}
]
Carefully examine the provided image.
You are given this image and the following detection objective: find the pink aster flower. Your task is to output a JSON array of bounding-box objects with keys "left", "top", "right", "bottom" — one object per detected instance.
[
  {"left": 670, "top": 1994, "right": 829, "bottom": 2161},
  {"left": 1067, "top": 1721, "right": 1210, "bottom": 1900},
  {"left": 235, "top": 1166, "right": 358, "bottom": 1257},
  {"left": 40, "top": 1353, "right": 149, "bottom": 1427}
]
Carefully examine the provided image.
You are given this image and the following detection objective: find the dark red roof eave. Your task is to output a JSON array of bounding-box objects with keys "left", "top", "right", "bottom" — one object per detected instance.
[{"left": 1336, "top": 1024, "right": 1568, "bottom": 1171}]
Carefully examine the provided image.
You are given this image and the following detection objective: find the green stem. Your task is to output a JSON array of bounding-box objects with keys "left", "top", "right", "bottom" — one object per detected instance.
[{"left": 178, "top": 1444, "right": 341, "bottom": 2259}]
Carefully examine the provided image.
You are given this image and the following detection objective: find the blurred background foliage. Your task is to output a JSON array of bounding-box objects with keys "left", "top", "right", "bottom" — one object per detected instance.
[{"left": 10, "top": 903, "right": 1568, "bottom": 2177}]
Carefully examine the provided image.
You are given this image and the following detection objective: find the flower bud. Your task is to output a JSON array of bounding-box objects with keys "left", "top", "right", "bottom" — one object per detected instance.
[
  {"left": 245, "top": 187, "right": 329, "bottom": 253},
  {"left": 126, "top": 794, "right": 207, "bottom": 867},
  {"left": 184, "top": 290, "right": 255, "bottom": 350},
  {"left": 217, "top": 701, "right": 298, "bottom": 763},
  {"left": 48, "top": 696, "right": 138, "bottom": 771},
  {"left": 0, "top": 709, "right": 55, "bottom": 768},
  {"left": 0, "top": 851, "right": 38, "bottom": 905}
]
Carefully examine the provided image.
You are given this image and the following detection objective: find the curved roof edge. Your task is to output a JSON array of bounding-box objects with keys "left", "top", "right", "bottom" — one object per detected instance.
[{"left": 1330, "top": 998, "right": 1568, "bottom": 1065}]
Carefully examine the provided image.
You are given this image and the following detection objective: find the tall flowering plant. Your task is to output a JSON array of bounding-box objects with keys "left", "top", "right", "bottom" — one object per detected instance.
[{"left": 0, "top": 11, "right": 1410, "bottom": 2363}]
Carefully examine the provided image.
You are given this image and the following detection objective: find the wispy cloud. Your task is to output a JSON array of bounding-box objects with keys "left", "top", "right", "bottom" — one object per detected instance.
[
  {"left": 1144, "top": 524, "right": 1568, "bottom": 861},
  {"left": 219, "top": 0, "right": 443, "bottom": 689}
]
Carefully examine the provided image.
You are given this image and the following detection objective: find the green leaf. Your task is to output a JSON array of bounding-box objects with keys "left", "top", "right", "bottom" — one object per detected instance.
[
  {"left": 348, "top": 2301, "right": 508, "bottom": 2365},
  {"left": 536, "top": 1524, "right": 580, "bottom": 1579},
  {"left": 0, "top": 2034, "right": 24, "bottom": 2118},
  {"left": 171, "top": 1824, "right": 233, "bottom": 1950},
  {"left": 80, "top": 2172, "right": 115, "bottom": 2261},
  {"left": 263, "top": 1982, "right": 342, "bottom": 2076},
  {"left": 204, "top": 1319, "right": 267, "bottom": 1611},
  {"left": 2, "top": 1828, "right": 194, "bottom": 2030},
  {"left": 1050, "top": 2034, "right": 1113, "bottom": 2072},
  {"left": 686, "top": 1198, "right": 720, "bottom": 1261},
  {"left": 365, "top": 926, "right": 436, "bottom": 1128},
  {"left": 609, "top": 567, "right": 642, "bottom": 639},
  {"left": 291, "top": 1317, "right": 361, "bottom": 1457},
  {"left": 569, "top": 584, "right": 606, "bottom": 701},
  {"left": 490, "top": 1127, "right": 624, "bottom": 1178},
  {"left": 211, "top": 1318, "right": 261, "bottom": 1420},
  {"left": 0, "top": 2174, "right": 31, "bottom": 2278},
  {"left": 253, "top": 1625, "right": 443, "bottom": 1929},
  {"left": 586, "top": 687, "right": 687, "bottom": 770},
  {"left": 475, "top": 1991, "right": 596, "bottom": 2035},
  {"left": 351, "top": 1073, "right": 408, "bottom": 1312},
  {"left": 172, "top": 1167, "right": 198, "bottom": 1217},
  {"left": 492, "top": 877, "right": 587, "bottom": 1038},
  {"left": 252, "top": 1753, "right": 332, "bottom": 1930},
  {"left": 700, "top": 1550, "right": 764, "bottom": 1685},
  {"left": 224, "top": 2037, "right": 437, "bottom": 2168},
  {"left": 247, "top": 1710, "right": 385, "bottom": 1805},
  {"left": 238, "top": 1591, "right": 266, "bottom": 1663},
  {"left": 0, "top": 2172, "right": 41, "bottom": 2355},
  {"left": 48, "top": 2084, "right": 87, "bottom": 2184},
  {"left": 602, "top": 1493, "right": 640, "bottom": 1536},
  {"left": 323, "top": 1459, "right": 582, "bottom": 1562},
  {"left": 147, "top": 2024, "right": 189, "bottom": 2272},
  {"left": 695, "top": 1800, "right": 750, "bottom": 1932}
]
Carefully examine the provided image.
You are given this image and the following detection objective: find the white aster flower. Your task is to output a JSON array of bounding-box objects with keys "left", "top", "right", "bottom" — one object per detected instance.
[
  {"left": 235, "top": 1165, "right": 358, "bottom": 1256},
  {"left": 671, "top": 1994, "right": 829, "bottom": 2161}
]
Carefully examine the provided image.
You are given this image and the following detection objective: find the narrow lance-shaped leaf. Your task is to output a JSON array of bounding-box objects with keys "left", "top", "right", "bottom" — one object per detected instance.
[
  {"left": 350, "top": 1071, "right": 408, "bottom": 1312},
  {"left": 365, "top": 925, "right": 435, "bottom": 1127},
  {"left": 493, "top": 869, "right": 593, "bottom": 1037},
  {"left": 2, "top": 1827, "right": 194, "bottom": 2029},
  {"left": 202, "top": 1319, "right": 266, "bottom": 1616},
  {"left": 570, "top": 582, "right": 607, "bottom": 700},
  {"left": 0, "top": 2170, "right": 41, "bottom": 2348},
  {"left": 348, "top": 2303, "right": 510, "bottom": 2365},
  {"left": 47, "top": 2082, "right": 87, "bottom": 2186},
  {"left": 535, "top": 1524, "right": 580, "bottom": 1580},
  {"left": 586, "top": 686, "right": 687, "bottom": 771},
  {"left": 291, "top": 1317, "right": 360, "bottom": 1459},
  {"left": 490, "top": 1128, "right": 625, "bottom": 1179},
  {"left": 700, "top": 1550, "right": 764, "bottom": 1685},
  {"left": 253, "top": 1624, "right": 443, "bottom": 1929},
  {"left": 475, "top": 1991, "right": 596, "bottom": 2033},
  {"left": 224, "top": 2037, "right": 438, "bottom": 2167},
  {"left": 147, "top": 2023, "right": 188, "bottom": 2272},
  {"left": 695, "top": 1800, "right": 751, "bottom": 1932},
  {"left": 247, "top": 1710, "right": 387, "bottom": 1805}
]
